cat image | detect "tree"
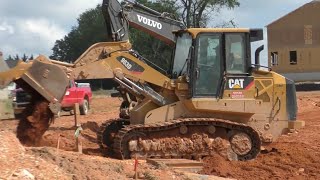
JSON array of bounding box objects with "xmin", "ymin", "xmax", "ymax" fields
[
  {"xmin": 22, "ymin": 54, "xmax": 28, "ymax": 62},
  {"xmin": 6, "ymin": 55, "xmax": 14, "ymax": 61},
  {"xmin": 50, "ymin": 5, "xmax": 107, "ymax": 62},
  {"xmin": 29, "ymin": 54, "xmax": 34, "ymax": 60},
  {"xmin": 129, "ymin": 0, "xmax": 180, "ymax": 72},
  {"xmin": 14, "ymin": 54, "xmax": 20, "ymax": 61},
  {"xmin": 177, "ymin": 0, "xmax": 240, "ymax": 28}
]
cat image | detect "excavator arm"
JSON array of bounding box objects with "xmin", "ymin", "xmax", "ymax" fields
[{"xmin": 102, "ymin": 0, "xmax": 185, "ymax": 44}]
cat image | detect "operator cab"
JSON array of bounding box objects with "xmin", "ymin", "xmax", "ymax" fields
[{"xmin": 171, "ymin": 28, "xmax": 263, "ymax": 97}]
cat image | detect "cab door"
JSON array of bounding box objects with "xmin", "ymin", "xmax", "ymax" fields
[{"xmin": 192, "ymin": 33, "xmax": 223, "ymax": 97}]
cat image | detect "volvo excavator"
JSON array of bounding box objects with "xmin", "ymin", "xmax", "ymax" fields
[{"xmin": 0, "ymin": 0, "xmax": 304, "ymax": 160}]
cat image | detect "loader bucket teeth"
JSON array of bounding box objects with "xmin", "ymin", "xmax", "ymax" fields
[
  {"xmin": 0, "ymin": 61, "xmax": 31, "ymax": 89},
  {"xmin": 0, "ymin": 57, "xmax": 69, "ymax": 104},
  {"xmin": 19, "ymin": 59, "xmax": 69, "ymax": 102}
]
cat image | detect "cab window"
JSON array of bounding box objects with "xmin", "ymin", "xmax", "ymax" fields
[
  {"xmin": 226, "ymin": 34, "xmax": 246, "ymax": 74},
  {"xmin": 194, "ymin": 34, "xmax": 222, "ymax": 96}
]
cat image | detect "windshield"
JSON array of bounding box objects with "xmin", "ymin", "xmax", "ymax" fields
[{"xmin": 172, "ymin": 33, "xmax": 192, "ymax": 77}]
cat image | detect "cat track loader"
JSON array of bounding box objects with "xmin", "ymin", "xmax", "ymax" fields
[{"xmin": 0, "ymin": 0, "xmax": 304, "ymax": 159}]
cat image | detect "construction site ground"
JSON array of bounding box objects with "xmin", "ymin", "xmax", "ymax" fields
[{"xmin": 1, "ymin": 91, "xmax": 320, "ymax": 180}]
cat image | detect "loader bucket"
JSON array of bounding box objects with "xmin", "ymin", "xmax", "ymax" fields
[
  {"xmin": 0, "ymin": 55, "xmax": 69, "ymax": 103},
  {"xmin": 0, "ymin": 55, "xmax": 70, "ymax": 145}
]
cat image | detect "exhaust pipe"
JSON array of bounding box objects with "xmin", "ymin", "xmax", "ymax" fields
[{"xmin": 255, "ymin": 45, "xmax": 264, "ymax": 67}]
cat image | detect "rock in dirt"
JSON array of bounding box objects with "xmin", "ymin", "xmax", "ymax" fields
[
  {"xmin": 298, "ymin": 168, "xmax": 305, "ymax": 173},
  {"xmin": 11, "ymin": 169, "xmax": 35, "ymax": 180}
]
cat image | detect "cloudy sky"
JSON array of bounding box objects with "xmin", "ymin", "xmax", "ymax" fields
[{"xmin": 0, "ymin": 0, "xmax": 312, "ymax": 62}]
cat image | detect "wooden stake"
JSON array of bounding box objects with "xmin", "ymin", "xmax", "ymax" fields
[
  {"xmin": 134, "ymin": 154, "xmax": 138, "ymax": 180},
  {"xmin": 56, "ymin": 134, "xmax": 61, "ymax": 151},
  {"xmin": 74, "ymin": 103, "xmax": 82, "ymax": 153},
  {"xmin": 76, "ymin": 134, "xmax": 82, "ymax": 154},
  {"xmin": 74, "ymin": 103, "xmax": 79, "ymax": 127}
]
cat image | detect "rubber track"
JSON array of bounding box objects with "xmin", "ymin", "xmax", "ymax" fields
[{"xmin": 112, "ymin": 118, "xmax": 261, "ymax": 161}]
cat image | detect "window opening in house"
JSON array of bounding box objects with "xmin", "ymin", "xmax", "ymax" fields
[
  {"xmin": 271, "ymin": 52, "xmax": 278, "ymax": 66},
  {"xmin": 290, "ymin": 51, "xmax": 297, "ymax": 65}
]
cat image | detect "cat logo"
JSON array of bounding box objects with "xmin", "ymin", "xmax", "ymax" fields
[{"xmin": 228, "ymin": 79, "xmax": 244, "ymax": 89}]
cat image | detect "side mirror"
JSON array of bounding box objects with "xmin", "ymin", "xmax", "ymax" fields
[{"xmin": 75, "ymin": 82, "xmax": 78, "ymax": 87}]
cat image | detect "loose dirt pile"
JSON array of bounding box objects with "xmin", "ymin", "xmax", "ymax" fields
[
  {"xmin": 0, "ymin": 130, "xmax": 68, "ymax": 179},
  {"xmin": 16, "ymin": 97, "xmax": 54, "ymax": 146}
]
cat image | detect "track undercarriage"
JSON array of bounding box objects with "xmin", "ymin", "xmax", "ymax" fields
[{"xmin": 97, "ymin": 118, "xmax": 261, "ymax": 161}]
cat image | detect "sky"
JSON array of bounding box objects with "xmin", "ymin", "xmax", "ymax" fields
[{"xmin": 0, "ymin": 0, "xmax": 312, "ymax": 63}]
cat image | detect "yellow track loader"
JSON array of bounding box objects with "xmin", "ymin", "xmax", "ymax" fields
[{"xmin": 0, "ymin": 0, "xmax": 304, "ymax": 160}]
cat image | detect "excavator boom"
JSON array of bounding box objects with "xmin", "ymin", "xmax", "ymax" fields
[{"xmin": 102, "ymin": 0, "xmax": 185, "ymax": 44}]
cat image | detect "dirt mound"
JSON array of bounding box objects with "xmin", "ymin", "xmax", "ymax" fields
[
  {"xmin": 17, "ymin": 98, "xmax": 54, "ymax": 146},
  {"xmin": 1, "ymin": 130, "xmax": 184, "ymax": 180},
  {"xmin": 201, "ymin": 154, "xmax": 236, "ymax": 178},
  {"xmin": 0, "ymin": 130, "xmax": 69, "ymax": 179}
]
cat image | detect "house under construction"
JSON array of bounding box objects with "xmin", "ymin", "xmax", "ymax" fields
[{"xmin": 267, "ymin": 0, "xmax": 320, "ymax": 82}]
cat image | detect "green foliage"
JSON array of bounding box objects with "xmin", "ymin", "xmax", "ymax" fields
[
  {"xmin": 49, "ymin": 0, "xmax": 240, "ymax": 72},
  {"xmin": 14, "ymin": 54, "xmax": 20, "ymax": 61},
  {"xmin": 129, "ymin": 0, "xmax": 180, "ymax": 73},
  {"xmin": 179, "ymin": 0, "xmax": 240, "ymax": 27},
  {"xmin": 5, "ymin": 54, "xmax": 34, "ymax": 62},
  {"xmin": 50, "ymin": 5, "xmax": 107, "ymax": 62},
  {"xmin": 6, "ymin": 55, "xmax": 14, "ymax": 61},
  {"xmin": 130, "ymin": 30, "xmax": 173, "ymax": 73},
  {"xmin": 22, "ymin": 54, "xmax": 28, "ymax": 61},
  {"xmin": 50, "ymin": 1, "xmax": 178, "ymax": 72}
]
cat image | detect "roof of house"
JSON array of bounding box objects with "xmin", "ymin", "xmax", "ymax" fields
[{"xmin": 267, "ymin": 0, "xmax": 320, "ymax": 27}]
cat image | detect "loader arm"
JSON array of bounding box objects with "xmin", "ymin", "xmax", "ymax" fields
[
  {"xmin": 69, "ymin": 40, "xmax": 172, "ymax": 106},
  {"xmin": 0, "ymin": 41, "xmax": 172, "ymax": 112}
]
